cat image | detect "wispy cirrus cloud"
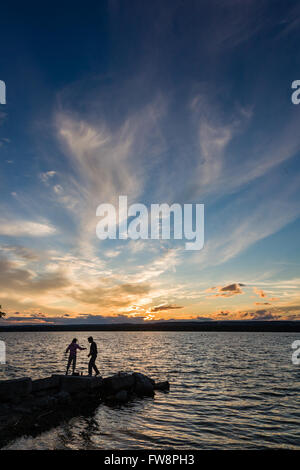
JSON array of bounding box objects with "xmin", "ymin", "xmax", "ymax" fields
[
  {"xmin": 193, "ymin": 168, "xmax": 300, "ymax": 267},
  {"xmin": 0, "ymin": 245, "xmax": 39, "ymax": 261},
  {"xmin": 54, "ymin": 96, "xmax": 166, "ymax": 254},
  {"xmin": 0, "ymin": 220, "xmax": 56, "ymax": 237},
  {"xmin": 186, "ymin": 92, "xmax": 300, "ymax": 204},
  {"xmin": 39, "ymin": 171, "xmax": 56, "ymax": 184}
]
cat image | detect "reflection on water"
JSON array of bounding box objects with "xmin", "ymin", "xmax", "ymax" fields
[{"xmin": 1, "ymin": 331, "xmax": 300, "ymax": 449}]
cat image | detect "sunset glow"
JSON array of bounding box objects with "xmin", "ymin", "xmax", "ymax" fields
[{"xmin": 1, "ymin": 2, "xmax": 300, "ymax": 325}]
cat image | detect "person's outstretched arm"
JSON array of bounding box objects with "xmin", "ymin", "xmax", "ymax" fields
[{"xmin": 65, "ymin": 345, "xmax": 70, "ymax": 354}]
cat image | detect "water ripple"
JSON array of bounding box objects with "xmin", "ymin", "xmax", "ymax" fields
[{"xmin": 1, "ymin": 331, "xmax": 300, "ymax": 449}]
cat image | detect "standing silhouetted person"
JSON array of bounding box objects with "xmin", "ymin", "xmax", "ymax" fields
[
  {"xmin": 65, "ymin": 338, "xmax": 86, "ymax": 375},
  {"xmin": 88, "ymin": 336, "xmax": 100, "ymax": 376}
]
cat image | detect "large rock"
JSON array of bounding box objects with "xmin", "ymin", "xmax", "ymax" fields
[
  {"xmin": 114, "ymin": 390, "xmax": 128, "ymax": 403},
  {"xmin": 102, "ymin": 373, "xmax": 135, "ymax": 393},
  {"xmin": 133, "ymin": 373, "xmax": 155, "ymax": 397},
  {"xmin": 33, "ymin": 395, "xmax": 58, "ymax": 410},
  {"xmin": 0, "ymin": 378, "xmax": 32, "ymax": 402},
  {"xmin": 0, "ymin": 403, "xmax": 10, "ymax": 416},
  {"xmin": 59, "ymin": 376, "xmax": 93, "ymax": 393},
  {"xmin": 90, "ymin": 376, "xmax": 103, "ymax": 390},
  {"xmin": 53, "ymin": 375, "xmax": 102, "ymax": 394},
  {"xmin": 54, "ymin": 391, "xmax": 71, "ymax": 404},
  {"xmin": 154, "ymin": 381, "xmax": 170, "ymax": 391},
  {"xmin": 32, "ymin": 376, "xmax": 60, "ymax": 393}
]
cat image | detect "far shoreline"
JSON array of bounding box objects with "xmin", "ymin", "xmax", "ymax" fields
[{"xmin": 1, "ymin": 320, "xmax": 300, "ymax": 333}]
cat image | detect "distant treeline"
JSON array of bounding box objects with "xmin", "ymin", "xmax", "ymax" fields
[{"xmin": 1, "ymin": 321, "xmax": 300, "ymax": 333}]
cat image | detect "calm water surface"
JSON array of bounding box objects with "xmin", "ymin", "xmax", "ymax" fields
[{"xmin": 1, "ymin": 331, "xmax": 300, "ymax": 450}]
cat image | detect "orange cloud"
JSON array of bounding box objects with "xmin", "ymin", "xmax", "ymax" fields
[
  {"xmin": 253, "ymin": 287, "xmax": 267, "ymax": 298},
  {"xmin": 215, "ymin": 310, "xmax": 231, "ymax": 317},
  {"xmin": 208, "ymin": 283, "xmax": 245, "ymax": 298},
  {"xmin": 241, "ymin": 309, "xmax": 280, "ymax": 321},
  {"xmin": 150, "ymin": 304, "xmax": 183, "ymax": 312}
]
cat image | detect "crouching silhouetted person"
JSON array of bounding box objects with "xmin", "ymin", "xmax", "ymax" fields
[
  {"xmin": 88, "ymin": 336, "xmax": 100, "ymax": 376},
  {"xmin": 65, "ymin": 338, "xmax": 86, "ymax": 375}
]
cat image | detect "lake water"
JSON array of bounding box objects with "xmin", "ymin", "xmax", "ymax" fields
[{"xmin": 1, "ymin": 331, "xmax": 300, "ymax": 450}]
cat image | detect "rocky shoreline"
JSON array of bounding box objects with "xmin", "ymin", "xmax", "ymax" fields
[{"xmin": 0, "ymin": 372, "xmax": 170, "ymax": 448}]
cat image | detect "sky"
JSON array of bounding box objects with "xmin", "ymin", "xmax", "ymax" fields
[{"xmin": 1, "ymin": 0, "xmax": 300, "ymax": 324}]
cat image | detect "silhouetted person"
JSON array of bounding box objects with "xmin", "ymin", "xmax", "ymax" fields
[
  {"xmin": 88, "ymin": 336, "xmax": 100, "ymax": 376},
  {"xmin": 65, "ymin": 338, "xmax": 86, "ymax": 375}
]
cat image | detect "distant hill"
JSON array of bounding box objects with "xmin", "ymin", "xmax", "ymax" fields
[{"xmin": 1, "ymin": 321, "xmax": 300, "ymax": 332}]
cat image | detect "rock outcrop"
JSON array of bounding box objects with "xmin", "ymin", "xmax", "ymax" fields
[{"xmin": 0, "ymin": 372, "xmax": 170, "ymax": 448}]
